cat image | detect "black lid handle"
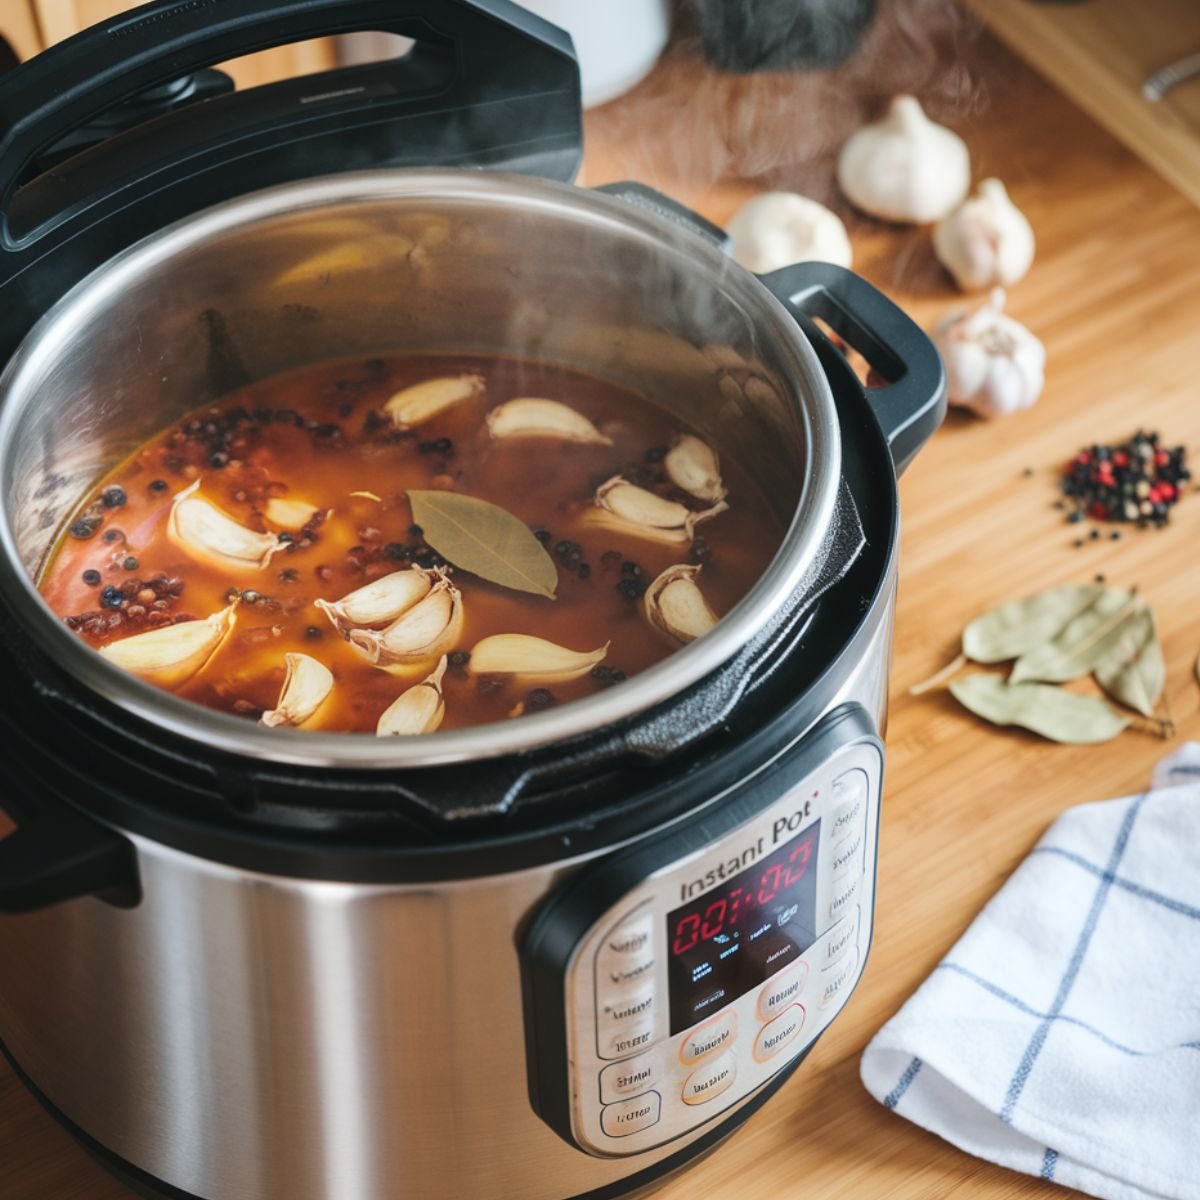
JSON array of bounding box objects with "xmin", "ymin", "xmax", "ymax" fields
[{"xmin": 759, "ymin": 262, "xmax": 947, "ymax": 475}]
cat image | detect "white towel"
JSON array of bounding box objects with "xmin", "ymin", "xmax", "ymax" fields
[{"xmin": 860, "ymin": 745, "xmax": 1200, "ymax": 1200}]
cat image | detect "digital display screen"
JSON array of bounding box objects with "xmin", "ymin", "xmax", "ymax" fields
[{"xmin": 666, "ymin": 822, "xmax": 820, "ymax": 1034}]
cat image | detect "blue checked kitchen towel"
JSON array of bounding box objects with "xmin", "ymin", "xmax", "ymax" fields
[{"xmin": 860, "ymin": 745, "xmax": 1200, "ymax": 1200}]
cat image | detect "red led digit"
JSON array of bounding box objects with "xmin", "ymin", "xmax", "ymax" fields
[
  {"xmin": 783, "ymin": 837, "xmax": 814, "ymax": 886},
  {"xmin": 672, "ymin": 913, "xmax": 701, "ymax": 955},
  {"xmin": 700, "ymin": 897, "xmax": 727, "ymax": 940},
  {"xmin": 757, "ymin": 863, "xmax": 783, "ymax": 904}
]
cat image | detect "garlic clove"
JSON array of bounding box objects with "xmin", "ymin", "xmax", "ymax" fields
[
  {"xmin": 836, "ymin": 95, "xmax": 970, "ymax": 224},
  {"xmin": 263, "ymin": 497, "xmax": 320, "ymax": 529},
  {"xmin": 376, "ymin": 656, "xmax": 448, "ymax": 736},
  {"xmin": 315, "ymin": 568, "xmax": 435, "ymax": 635},
  {"xmin": 469, "ymin": 634, "xmax": 609, "ymax": 682},
  {"xmin": 934, "ymin": 179, "xmax": 1035, "ymax": 291},
  {"xmin": 349, "ymin": 576, "xmax": 463, "ymax": 667},
  {"xmin": 169, "ymin": 481, "xmax": 281, "ymax": 571},
  {"xmin": 99, "ymin": 603, "xmax": 236, "ymax": 687},
  {"xmin": 727, "ymin": 192, "xmax": 853, "ymax": 273},
  {"xmin": 383, "ymin": 374, "xmax": 484, "ymax": 429},
  {"xmin": 589, "ymin": 476, "xmax": 728, "ymax": 544},
  {"xmin": 644, "ymin": 564, "xmax": 719, "ymax": 644},
  {"xmin": 664, "ymin": 435, "xmax": 726, "ymax": 503},
  {"xmin": 260, "ymin": 653, "xmax": 334, "ymax": 728},
  {"xmin": 932, "ymin": 289, "xmax": 1046, "ymax": 418},
  {"xmin": 486, "ymin": 398, "xmax": 613, "ymax": 444}
]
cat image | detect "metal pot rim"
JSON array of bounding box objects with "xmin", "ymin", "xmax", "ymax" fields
[{"xmin": 0, "ymin": 169, "xmax": 842, "ymax": 768}]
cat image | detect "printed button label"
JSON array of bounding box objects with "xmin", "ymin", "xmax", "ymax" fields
[
  {"xmin": 819, "ymin": 949, "xmax": 860, "ymax": 1011},
  {"xmin": 827, "ymin": 875, "xmax": 860, "ymax": 923},
  {"xmin": 679, "ymin": 1008, "xmax": 738, "ymax": 1066},
  {"xmin": 599, "ymin": 1022, "xmax": 656, "ymax": 1061},
  {"xmin": 753, "ymin": 1004, "xmax": 806, "ymax": 1063},
  {"xmin": 599, "ymin": 986, "xmax": 656, "ymax": 1028},
  {"xmin": 757, "ymin": 962, "xmax": 809, "ymax": 1021},
  {"xmin": 597, "ymin": 949, "xmax": 655, "ymax": 989},
  {"xmin": 681, "ymin": 1051, "xmax": 737, "ymax": 1106},
  {"xmin": 818, "ymin": 911, "xmax": 859, "ymax": 969},
  {"xmin": 831, "ymin": 830, "xmax": 864, "ymax": 879},
  {"xmin": 600, "ymin": 1051, "xmax": 660, "ymax": 1104},
  {"xmin": 601, "ymin": 1091, "xmax": 662, "ymax": 1138},
  {"xmin": 606, "ymin": 913, "xmax": 653, "ymax": 957}
]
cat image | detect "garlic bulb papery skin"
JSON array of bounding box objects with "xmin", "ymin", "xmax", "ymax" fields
[
  {"xmin": 727, "ymin": 193, "xmax": 852, "ymax": 273},
  {"xmin": 932, "ymin": 289, "xmax": 1045, "ymax": 418},
  {"xmin": 933, "ymin": 178, "xmax": 1035, "ymax": 291},
  {"xmin": 836, "ymin": 95, "xmax": 970, "ymax": 223}
]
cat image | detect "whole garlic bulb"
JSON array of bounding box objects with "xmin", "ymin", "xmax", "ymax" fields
[
  {"xmin": 932, "ymin": 289, "xmax": 1045, "ymax": 418},
  {"xmin": 727, "ymin": 192, "xmax": 852, "ymax": 273},
  {"xmin": 837, "ymin": 95, "xmax": 970, "ymax": 223},
  {"xmin": 934, "ymin": 179, "xmax": 1035, "ymax": 290}
]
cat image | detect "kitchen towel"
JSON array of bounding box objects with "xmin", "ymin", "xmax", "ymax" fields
[{"xmin": 860, "ymin": 745, "xmax": 1200, "ymax": 1200}]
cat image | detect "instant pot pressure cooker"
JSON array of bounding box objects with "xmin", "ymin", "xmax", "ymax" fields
[{"xmin": 0, "ymin": 3, "xmax": 945, "ymax": 1198}]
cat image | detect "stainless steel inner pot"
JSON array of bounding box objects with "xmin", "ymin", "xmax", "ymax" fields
[{"xmin": 0, "ymin": 170, "xmax": 841, "ymax": 767}]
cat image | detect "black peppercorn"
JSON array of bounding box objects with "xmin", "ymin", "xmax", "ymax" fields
[
  {"xmin": 123, "ymin": 556, "xmax": 139, "ymax": 571},
  {"xmin": 149, "ymin": 479, "xmax": 169, "ymax": 492},
  {"xmin": 100, "ymin": 485, "xmax": 127, "ymax": 509},
  {"xmin": 82, "ymin": 569, "xmax": 101, "ymax": 586},
  {"xmin": 305, "ymin": 625, "xmax": 323, "ymax": 640},
  {"xmin": 69, "ymin": 516, "xmax": 101, "ymax": 540}
]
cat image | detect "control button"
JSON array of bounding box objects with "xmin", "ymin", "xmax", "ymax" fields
[
  {"xmin": 604, "ymin": 912, "xmax": 654, "ymax": 958},
  {"xmin": 678, "ymin": 1008, "xmax": 737, "ymax": 1066},
  {"xmin": 757, "ymin": 962, "xmax": 808, "ymax": 1021},
  {"xmin": 816, "ymin": 910, "xmax": 859, "ymax": 970},
  {"xmin": 827, "ymin": 874, "xmax": 860, "ymax": 923},
  {"xmin": 753, "ymin": 1004, "xmax": 806, "ymax": 1063},
  {"xmin": 597, "ymin": 946, "xmax": 655, "ymax": 990},
  {"xmin": 601, "ymin": 1091, "xmax": 662, "ymax": 1137},
  {"xmin": 599, "ymin": 1021, "xmax": 656, "ymax": 1061},
  {"xmin": 819, "ymin": 948, "xmax": 860, "ymax": 1011},
  {"xmin": 681, "ymin": 1051, "xmax": 737, "ymax": 1106},
  {"xmin": 599, "ymin": 985, "xmax": 655, "ymax": 1029},
  {"xmin": 600, "ymin": 1051, "xmax": 660, "ymax": 1104},
  {"xmin": 830, "ymin": 773, "xmax": 868, "ymax": 840},
  {"xmin": 831, "ymin": 827, "xmax": 865, "ymax": 880}
]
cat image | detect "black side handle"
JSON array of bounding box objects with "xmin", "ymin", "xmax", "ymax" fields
[
  {"xmin": 760, "ymin": 262, "xmax": 946, "ymax": 474},
  {"xmin": 0, "ymin": 0, "xmax": 582, "ymax": 360},
  {"xmin": 0, "ymin": 718, "xmax": 140, "ymax": 913}
]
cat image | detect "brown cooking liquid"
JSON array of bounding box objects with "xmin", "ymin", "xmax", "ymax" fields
[{"xmin": 40, "ymin": 355, "xmax": 785, "ymax": 733}]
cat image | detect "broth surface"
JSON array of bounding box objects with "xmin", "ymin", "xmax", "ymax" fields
[{"xmin": 39, "ymin": 355, "xmax": 785, "ymax": 733}]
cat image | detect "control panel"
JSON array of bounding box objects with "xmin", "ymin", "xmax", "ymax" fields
[{"xmin": 522, "ymin": 707, "xmax": 882, "ymax": 1158}]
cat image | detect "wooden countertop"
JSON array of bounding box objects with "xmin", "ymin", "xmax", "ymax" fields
[{"xmin": 3, "ymin": 31, "xmax": 1199, "ymax": 1200}]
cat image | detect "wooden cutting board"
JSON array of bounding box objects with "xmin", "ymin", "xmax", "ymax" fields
[{"xmin": 2, "ymin": 31, "xmax": 1199, "ymax": 1200}]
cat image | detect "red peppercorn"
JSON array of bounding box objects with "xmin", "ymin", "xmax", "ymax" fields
[
  {"xmin": 1113, "ymin": 451, "xmax": 1130, "ymax": 467},
  {"xmin": 1089, "ymin": 501, "xmax": 1109, "ymax": 520},
  {"xmin": 1155, "ymin": 450, "xmax": 1169, "ymax": 467}
]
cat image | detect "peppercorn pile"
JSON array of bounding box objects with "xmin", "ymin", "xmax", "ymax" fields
[{"xmin": 1060, "ymin": 431, "xmax": 1189, "ymax": 529}]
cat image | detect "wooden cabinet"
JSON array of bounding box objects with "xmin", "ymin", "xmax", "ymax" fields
[{"xmin": 0, "ymin": 0, "xmax": 339, "ymax": 85}]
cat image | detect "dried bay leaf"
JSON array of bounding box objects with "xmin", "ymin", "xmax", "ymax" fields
[
  {"xmin": 1009, "ymin": 587, "xmax": 1140, "ymax": 685},
  {"xmin": 407, "ymin": 490, "xmax": 557, "ymax": 600},
  {"xmin": 962, "ymin": 584, "xmax": 1106, "ymax": 663},
  {"xmin": 949, "ymin": 674, "xmax": 1130, "ymax": 745},
  {"xmin": 1094, "ymin": 608, "xmax": 1165, "ymax": 717}
]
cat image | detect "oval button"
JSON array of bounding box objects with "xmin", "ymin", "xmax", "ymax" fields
[
  {"xmin": 605, "ymin": 912, "xmax": 653, "ymax": 957},
  {"xmin": 753, "ymin": 1003, "xmax": 806, "ymax": 1063},
  {"xmin": 831, "ymin": 828, "xmax": 865, "ymax": 879},
  {"xmin": 678, "ymin": 1008, "xmax": 737, "ymax": 1066},
  {"xmin": 599, "ymin": 985, "xmax": 655, "ymax": 1029},
  {"xmin": 599, "ymin": 1021, "xmax": 656, "ymax": 1061},
  {"xmin": 819, "ymin": 948, "xmax": 860, "ymax": 1011},
  {"xmin": 817, "ymin": 910, "xmax": 859, "ymax": 970},
  {"xmin": 601, "ymin": 1091, "xmax": 661, "ymax": 1138},
  {"xmin": 600, "ymin": 1051, "xmax": 660, "ymax": 1104},
  {"xmin": 681, "ymin": 1051, "xmax": 737, "ymax": 1106},
  {"xmin": 757, "ymin": 962, "xmax": 808, "ymax": 1021}
]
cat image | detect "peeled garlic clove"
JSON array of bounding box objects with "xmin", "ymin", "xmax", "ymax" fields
[
  {"xmin": 384, "ymin": 374, "xmax": 484, "ymax": 429},
  {"xmin": 99, "ymin": 604, "xmax": 236, "ymax": 687},
  {"xmin": 933, "ymin": 178, "xmax": 1035, "ymax": 291},
  {"xmin": 664, "ymin": 435, "xmax": 726, "ymax": 503},
  {"xmin": 644, "ymin": 564, "xmax": 719, "ymax": 644},
  {"xmin": 263, "ymin": 497, "xmax": 320, "ymax": 529},
  {"xmin": 837, "ymin": 95, "xmax": 970, "ymax": 223},
  {"xmin": 469, "ymin": 634, "xmax": 609, "ymax": 682},
  {"xmin": 350, "ymin": 577, "xmax": 463, "ymax": 667},
  {"xmin": 261, "ymin": 653, "xmax": 334, "ymax": 728},
  {"xmin": 727, "ymin": 192, "xmax": 852, "ymax": 273},
  {"xmin": 486, "ymin": 398, "xmax": 613, "ymax": 445},
  {"xmin": 932, "ymin": 289, "xmax": 1045, "ymax": 418},
  {"xmin": 169, "ymin": 481, "xmax": 281, "ymax": 571},
  {"xmin": 377, "ymin": 657, "xmax": 447, "ymax": 736},
  {"xmin": 316, "ymin": 568, "xmax": 434, "ymax": 635},
  {"xmin": 590, "ymin": 476, "xmax": 728, "ymax": 544}
]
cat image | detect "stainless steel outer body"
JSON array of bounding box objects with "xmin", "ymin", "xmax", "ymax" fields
[
  {"xmin": 0, "ymin": 169, "xmax": 841, "ymax": 770},
  {"xmin": 0, "ymin": 582, "xmax": 894, "ymax": 1200}
]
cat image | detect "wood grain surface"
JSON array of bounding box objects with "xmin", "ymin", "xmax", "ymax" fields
[{"xmin": 3, "ymin": 31, "xmax": 1199, "ymax": 1200}]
